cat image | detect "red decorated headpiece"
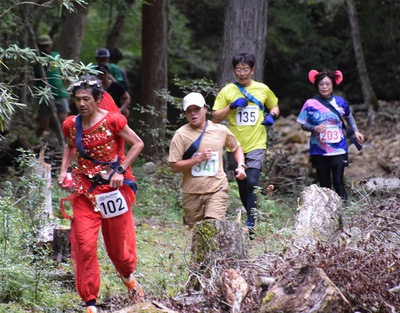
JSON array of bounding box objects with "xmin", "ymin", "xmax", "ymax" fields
[{"xmin": 308, "ymin": 69, "xmax": 343, "ymax": 85}]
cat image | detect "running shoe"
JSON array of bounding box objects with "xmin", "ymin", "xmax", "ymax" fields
[
  {"xmin": 85, "ymin": 305, "xmax": 97, "ymax": 313},
  {"xmin": 119, "ymin": 273, "xmax": 144, "ymax": 303}
]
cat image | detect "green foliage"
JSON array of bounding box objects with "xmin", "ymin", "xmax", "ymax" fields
[
  {"xmin": 0, "ymin": 152, "xmax": 76, "ymax": 311},
  {"xmin": 0, "ymin": 45, "xmax": 97, "ymax": 134},
  {"xmin": 134, "ymin": 76, "xmax": 220, "ymax": 160},
  {"xmin": 134, "ymin": 167, "xmax": 183, "ymax": 223}
]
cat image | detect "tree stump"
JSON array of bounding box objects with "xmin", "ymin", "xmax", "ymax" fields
[
  {"xmin": 189, "ymin": 220, "xmax": 248, "ymax": 289},
  {"xmin": 52, "ymin": 226, "xmax": 70, "ymax": 264},
  {"xmin": 292, "ymin": 184, "xmax": 342, "ymax": 251},
  {"xmin": 29, "ymin": 147, "xmax": 55, "ymax": 244}
]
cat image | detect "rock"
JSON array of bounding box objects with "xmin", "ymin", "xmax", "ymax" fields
[
  {"xmin": 114, "ymin": 302, "xmax": 177, "ymax": 312},
  {"xmin": 142, "ymin": 161, "xmax": 157, "ymax": 174}
]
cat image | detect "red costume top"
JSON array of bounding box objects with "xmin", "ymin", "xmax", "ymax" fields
[{"xmin": 61, "ymin": 110, "xmax": 136, "ymax": 218}]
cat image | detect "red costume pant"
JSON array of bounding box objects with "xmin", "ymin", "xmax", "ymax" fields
[{"xmin": 69, "ymin": 185, "xmax": 137, "ymax": 303}]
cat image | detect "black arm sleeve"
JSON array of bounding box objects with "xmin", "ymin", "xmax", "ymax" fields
[
  {"xmin": 301, "ymin": 122, "xmax": 315, "ymax": 132},
  {"xmin": 344, "ymin": 113, "xmax": 359, "ymax": 133}
]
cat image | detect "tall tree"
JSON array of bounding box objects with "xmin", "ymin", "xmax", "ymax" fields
[
  {"xmin": 106, "ymin": 0, "xmax": 136, "ymax": 49},
  {"xmin": 57, "ymin": 4, "xmax": 90, "ymax": 60},
  {"xmin": 139, "ymin": 0, "xmax": 168, "ymax": 159},
  {"xmin": 345, "ymin": 0, "xmax": 377, "ymax": 118},
  {"xmin": 217, "ymin": 0, "xmax": 269, "ymax": 86}
]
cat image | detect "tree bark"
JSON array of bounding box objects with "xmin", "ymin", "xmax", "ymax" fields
[
  {"xmin": 258, "ymin": 266, "xmax": 352, "ymax": 313},
  {"xmin": 106, "ymin": 0, "xmax": 136, "ymax": 49},
  {"xmin": 217, "ymin": 0, "xmax": 269, "ymax": 87},
  {"xmin": 189, "ymin": 220, "xmax": 249, "ymax": 290},
  {"xmin": 140, "ymin": 0, "xmax": 168, "ymax": 159},
  {"xmin": 345, "ymin": 0, "xmax": 378, "ymax": 119},
  {"xmin": 57, "ymin": 4, "xmax": 89, "ymax": 61}
]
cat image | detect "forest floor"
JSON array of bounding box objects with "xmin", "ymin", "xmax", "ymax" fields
[
  {"xmin": 0, "ymin": 100, "xmax": 399, "ymax": 312},
  {"xmin": 102, "ymin": 100, "xmax": 400, "ymax": 313}
]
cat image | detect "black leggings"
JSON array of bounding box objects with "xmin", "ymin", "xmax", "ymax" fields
[
  {"xmin": 236, "ymin": 168, "xmax": 260, "ymax": 226},
  {"xmin": 316, "ymin": 164, "xmax": 347, "ymax": 200}
]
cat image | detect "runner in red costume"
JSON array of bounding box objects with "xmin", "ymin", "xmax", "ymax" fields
[{"xmin": 57, "ymin": 76, "xmax": 144, "ymax": 313}]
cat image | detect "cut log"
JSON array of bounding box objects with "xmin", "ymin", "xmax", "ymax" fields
[
  {"xmin": 219, "ymin": 268, "xmax": 250, "ymax": 313},
  {"xmin": 258, "ymin": 265, "xmax": 352, "ymax": 313}
]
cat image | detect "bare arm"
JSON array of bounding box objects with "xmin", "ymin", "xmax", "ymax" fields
[
  {"xmin": 212, "ymin": 106, "xmax": 231, "ymax": 123},
  {"xmin": 57, "ymin": 140, "xmax": 77, "ymax": 187},
  {"xmin": 107, "ymin": 125, "xmax": 144, "ymax": 189},
  {"xmin": 232, "ymin": 146, "xmax": 246, "ymax": 180},
  {"xmin": 270, "ymin": 105, "xmax": 280, "ymax": 118},
  {"xmin": 117, "ymin": 125, "xmax": 144, "ymax": 168},
  {"xmin": 119, "ymin": 91, "xmax": 131, "ymax": 114}
]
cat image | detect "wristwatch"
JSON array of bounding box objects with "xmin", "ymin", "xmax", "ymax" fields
[
  {"xmin": 116, "ymin": 165, "xmax": 126, "ymax": 174},
  {"xmin": 238, "ymin": 163, "xmax": 248, "ymax": 169}
]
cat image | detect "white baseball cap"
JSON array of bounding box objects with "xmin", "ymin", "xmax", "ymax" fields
[{"xmin": 182, "ymin": 92, "xmax": 208, "ymax": 111}]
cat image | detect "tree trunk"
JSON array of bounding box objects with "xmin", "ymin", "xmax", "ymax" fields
[
  {"xmin": 139, "ymin": 0, "xmax": 168, "ymax": 159},
  {"xmin": 106, "ymin": 0, "xmax": 136, "ymax": 49},
  {"xmin": 106, "ymin": 13, "xmax": 126, "ymax": 50},
  {"xmin": 217, "ymin": 0, "xmax": 269, "ymax": 87},
  {"xmin": 57, "ymin": 5, "xmax": 89, "ymax": 61},
  {"xmin": 345, "ymin": 0, "xmax": 378, "ymax": 120}
]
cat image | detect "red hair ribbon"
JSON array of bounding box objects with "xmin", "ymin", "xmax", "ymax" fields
[{"xmin": 308, "ymin": 69, "xmax": 343, "ymax": 85}]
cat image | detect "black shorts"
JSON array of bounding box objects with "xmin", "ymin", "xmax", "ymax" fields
[{"xmin": 310, "ymin": 153, "xmax": 348, "ymax": 170}]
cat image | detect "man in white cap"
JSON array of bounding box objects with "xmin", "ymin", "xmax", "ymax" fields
[{"xmin": 169, "ymin": 92, "xmax": 247, "ymax": 228}]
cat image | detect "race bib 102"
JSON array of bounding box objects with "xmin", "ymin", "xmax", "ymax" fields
[
  {"xmin": 236, "ymin": 106, "xmax": 258, "ymax": 126},
  {"xmin": 191, "ymin": 151, "xmax": 219, "ymax": 176},
  {"xmin": 96, "ymin": 189, "xmax": 128, "ymax": 219}
]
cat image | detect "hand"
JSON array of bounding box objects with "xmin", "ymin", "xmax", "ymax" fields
[
  {"xmin": 58, "ymin": 172, "xmax": 74, "ymax": 189},
  {"xmin": 110, "ymin": 172, "xmax": 124, "ymax": 189},
  {"xmin": 355, "ymin": 132, "xmax": 364, "ymax": 143},
  {"xmin": 229, "ymin": 98, "xmax": 248, "ymax": 110},
  {"xmin": 314, "ymin": 124, "xmax": 327, "ymax": 133},
  {"xmin": 197, "ymin": 148, "xmax": 212, "ymax": 162},
  {"xmin": 235, "ymin": 166, "xmax": 247, "ymax": 180},
  {"xmin": 261, "ymin": 114, "xmax": 275, "ymax": 126}
]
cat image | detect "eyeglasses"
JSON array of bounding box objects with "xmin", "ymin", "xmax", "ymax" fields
[
  {"xmin": 318, "ymin": 82, "xmax": 332, "ymax": 87},
  {"xmin": 234, "ymin": 67, "xmax": 251, "ymax": 74}
]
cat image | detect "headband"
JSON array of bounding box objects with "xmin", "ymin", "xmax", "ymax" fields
[{"xmin": 308, "ymin": 70, "xmax": 343, "ymax": 85}]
